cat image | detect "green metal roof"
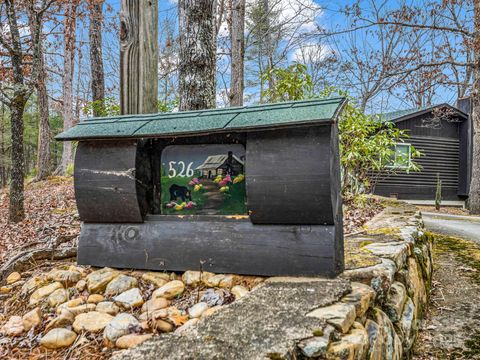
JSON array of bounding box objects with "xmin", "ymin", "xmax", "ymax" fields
[
  {"xmin": 56, "ymin": 97, "xmax": 346, "ymax": 141},
  {"xmin": 380, "ymin": 103, "xmax": 467, "ymax": 123}
]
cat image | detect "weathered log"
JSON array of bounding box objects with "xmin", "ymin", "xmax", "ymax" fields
[
  {"xmin": 120, "ymin": 0, "xmax": 158, "ymax": 115},
  {"xmin": 0, "ymin": 247, "xmax": 77, "ymax": 281}
]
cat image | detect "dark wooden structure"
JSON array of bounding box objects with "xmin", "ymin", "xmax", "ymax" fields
[
  {"xmin": 56, "ymin": 98, "xmax": 346, "ymax": 277},
  {"xmin": 374, "ymin": 103, "xmax": 471, "ymax": 201}
]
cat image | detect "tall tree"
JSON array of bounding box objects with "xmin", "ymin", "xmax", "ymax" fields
[
  {"xmin": 229, "ymin": 0, "xmax": 245, "ymax": 106},
  {"xmin": 57, "ymin": 0, "xmax": 79, "ymax": 174},
  {"xmin": 0, "ymin": 0, "xmax": 54, "ymax": 221},
  {"xmin": 88, "ymin": 0, "xmax": 105, "ymax": 116},
  {"xmin": 31, "ymin": 20, "xmax": 51, "ymax": 181},
  {"xmin": 470, "ymin": 0, "xmax": 480, "ymax": 213},
  {"xmin": 178, "ymin": 0, "xmax": 217, "ymax": 111}
]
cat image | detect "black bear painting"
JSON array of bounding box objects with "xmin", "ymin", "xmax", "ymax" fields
[{"xmin": 161, "ymin": 144, "xmax": 246, "ymax": 215}]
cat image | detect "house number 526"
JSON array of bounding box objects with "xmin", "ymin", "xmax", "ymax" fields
[{"xmin": 168, "ymin": 161, "xmax": 194, "ymax": 178}]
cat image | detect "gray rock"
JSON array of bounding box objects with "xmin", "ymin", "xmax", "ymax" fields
[
  {"xmin": 104, "ymin": 313, "xmax": 139, "ymax": 344},
  {"xmin": 297, "ymin": 325, "xmax": 334, "ymax": 358},
  {"xmin": 188, "ymin": 302, "xmax": 208, "ymax": 318},
  {"xmin": 343, "ymin": 258, "xmax": 397, "ymax": 304},
  {"xmin": 399, "ymin": 297, "xmax": 416, "ymax": 351},
  {"xmin": 86, "ymin": 268, "xmax": 119, "ymax": 294},
  {"xmin": 326, "ymin": 322, "xmax": 369, "ymax": 359},
  {"xmin": 364, "ymin": 242, "xmax": 411, "ymax": 269},
  {"xmin": 96, "ymin": 301, "xmax": 121, "ymax": 315},
  {"xmin": 114, "ymin": 288, "xmax": 144, "ymax": 309},
  {"xmin": 341, "ymin": 282, "xmax": 376, "ymax": 317},
  {"xmin": 365, "ymin": 319, "xmax": 384, "ymax": 360},
  {"xmin": 40, "ymin": 328, "xmax": 77, "ymax": 349},
  {"xmin": 307, "ymin": 302, "xmax": 356, "ymax": 334},
  {"xmin": 48, "ymin": 288, "xmax": 69, "ymax": 307},
  {"xmin": 384, "ymin": 282, "xmax": 407, "ymax": 323},
  {"xmin": 105, "ymin": 275, "xmax": 138, "ymax": 296}
]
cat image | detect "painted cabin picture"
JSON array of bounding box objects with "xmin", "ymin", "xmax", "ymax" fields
[{"xmin": 161, "ymin": 144, "xmax": 246, "ymax": 215}]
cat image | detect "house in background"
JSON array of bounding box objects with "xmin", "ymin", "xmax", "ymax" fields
[
  {"xmin": 373, "ymin": 99, "xmax": 472, "ymax": 206},
  {"xmin": 196, "ymin": 151, "xmax": 245, "ymax": 179}
]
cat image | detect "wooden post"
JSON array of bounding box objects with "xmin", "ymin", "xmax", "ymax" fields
[{"xmin": 120, "ymin": 0, "xmax": 158, "ymax": 115}]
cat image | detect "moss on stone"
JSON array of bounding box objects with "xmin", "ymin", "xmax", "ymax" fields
[
  {"xmin": 266, "ymin": 352, "xmax": 285, "ymax": 360},
  {"xmin": 463, "ymin": 330, "xmax": 480, "ymax": 358},
  {"xmin": 312, "ymin": 328, "xmax": 324, "ymax": 337},
  {"xmin": 359, "ymin": 240, "xmax": 373, "ymax": 248},
  {"xmin": 366, "ymin": 227, "xmax": 401, "ymax": 236}
]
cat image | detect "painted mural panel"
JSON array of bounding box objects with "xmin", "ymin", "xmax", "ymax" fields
[{"xmin": 161, "ymin": 144, "xmax": 246, "ymax": 215}]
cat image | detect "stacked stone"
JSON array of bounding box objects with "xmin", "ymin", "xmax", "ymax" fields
[
  {"xmin": 298, "ymin": 204, "xmax": 433, "ymax": 359},
  {"xmin": 0, "ymin": 267, "xmax": 256, "ymax": 351}
]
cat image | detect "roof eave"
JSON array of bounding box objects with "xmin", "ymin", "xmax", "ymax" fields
[
  {"xmin": 55, "ymin": 117, "xmax": 338, "ymax": 142},
  {"xmin": 389, "ymin": 103, "xmax": 469, "ymax": 124}
]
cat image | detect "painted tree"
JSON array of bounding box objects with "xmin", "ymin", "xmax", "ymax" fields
[
  {"xmin": 0, "ymin": 0, "xmax": 55, "ymax": 221},
  {"xmin": 88, "ymin": 0, "xmax": 105, "ymax": 116},
  {"xmin": 178, "ymin": 0, "xmax": 217, "ymax": 111}
]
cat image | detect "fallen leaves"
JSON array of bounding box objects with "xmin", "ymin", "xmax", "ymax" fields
[{"xmin": 0, "ymin": 176, "xmax": 80, "ymax": 266}]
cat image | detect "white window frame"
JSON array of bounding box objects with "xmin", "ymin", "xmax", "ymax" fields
[{"xmin": 386, "ymin": 143, "xmax": 412, "ymax": 170}]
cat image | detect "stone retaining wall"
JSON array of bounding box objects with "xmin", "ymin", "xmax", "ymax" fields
[
  {"xmin": 113, "ymin": 202, "xmax": 433, "ymax": 360},
  {"xmin": 305, "ymin": 203, "xmax": 433, "ymax": 359}
]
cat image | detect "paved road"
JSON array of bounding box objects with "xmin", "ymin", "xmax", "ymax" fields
[{"xmin": 422, "ymin": 211, "xmax": 480, "ymax": 243}]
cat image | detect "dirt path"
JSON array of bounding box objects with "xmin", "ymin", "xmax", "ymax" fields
[
  {"xmin": 197, "ymin": 180, "xmax": 224, "ymax": 215},
  {"xmin": 412, "ymin": 234, "xmax": 480, "ymax": 359}
]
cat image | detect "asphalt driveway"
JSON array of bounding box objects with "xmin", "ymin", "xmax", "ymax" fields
[{"xmin": 422, "ymin": 211, "xmax": 480, "ymax": 243}]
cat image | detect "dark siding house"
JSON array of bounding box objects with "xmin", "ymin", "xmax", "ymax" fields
[{"xmin": 373, "ymin": 102, "xmax": 471, "ymax": 203}]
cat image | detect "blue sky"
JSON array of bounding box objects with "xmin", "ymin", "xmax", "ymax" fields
[{"xmin": 72, "ymin": 0, "xmax": 471, "ymax": 114}]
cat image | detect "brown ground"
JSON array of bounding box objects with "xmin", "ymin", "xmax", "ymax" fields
[
  {"xmin": 413, "ymin": 234, "xmax": 480, "ymax": 359},
  {"xmin": 0, "ymin": 177, "xmax": 79, "ymax": 265}
]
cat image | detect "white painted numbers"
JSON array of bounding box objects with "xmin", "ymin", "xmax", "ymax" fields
[{"xmin": 168, "ymin": 161, "xmax": 194, "ymax": 178}]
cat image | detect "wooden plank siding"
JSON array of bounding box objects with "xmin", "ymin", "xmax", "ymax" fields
[
  {"xmin": 378, "ymin": 136, "xmax": 459, "ymax": 187},
  {"xmin": 374, "ymin": 105, "xmax": 471, "ymax": 201}
]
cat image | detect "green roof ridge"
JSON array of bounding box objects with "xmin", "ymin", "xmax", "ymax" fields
[{"xmin": 56, "ymin": 97, "xmax": 346, "ymax": 141}]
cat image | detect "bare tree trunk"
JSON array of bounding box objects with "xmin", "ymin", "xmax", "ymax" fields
[
  {"xmin": 470, "ymin": 0, "xmax": 480, "ymax": 213},
  {"xmin": 263, "ymin": 0, "xmax": 274, "ymax": 93},
  {"xmin": 34, "ymin": 41, "xmax": 51, "ymax": 181},
  {"xmin": 57, "ymin": 1, "xmax": 78, "ymax": 175},
  {"xmin": 229, "ymin": 0, "xmax": 245, "ymax": 107},
  {"xmin": 89, "ymin": 0, "xmax": 105, "ymax": 116},
  {"xmin": 178, "ymin": 0, "xmax": 217, "ymax": 111},
  {"xmin": 9, "ymin": 101, "xmax": 26, "ymax": 222},
  {"xmin": 4, "ymin": 0, "xmax": 28, "ymax": 222}
]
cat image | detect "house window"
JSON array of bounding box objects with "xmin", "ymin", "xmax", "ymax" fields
[{"xmin": 387, "ymin": 143, "xmax": 411, "ymax": 169}]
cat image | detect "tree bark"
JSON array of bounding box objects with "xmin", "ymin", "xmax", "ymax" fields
[
  {"xmin": 178, "ymin": 0, "xmax": 217, "ymax": 111},
  {"xmin": 229, "ymin": 0, "xmax": 245, "ymax": 107},
  {"xmin": 57, "ymin": 1, "xmax": 78, "ymax": 175},
  {"xmin": 469, "ymin": 0, "xmax": 480, "ymax": 213},
  {"xmin": 89, "ymin": 0, "xmax": 105, "ymax": 116},
  {"xmin": 120, "ymin": 0, "xmax": 158, "ymax": 115},
  {"xmin": 263, "ymin": 0, "xmax": 274, "ymax": 93},
  {"xmin": 4, "ymin": 0, "xmax": 27, "ymax": 222},
  {"xmin": 9, "ymin": 101, "xmax": 26, "ymax": 222},
  {"xmin": 34, "ymin": 40, "xmax": 51, "ymax": 181}
]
